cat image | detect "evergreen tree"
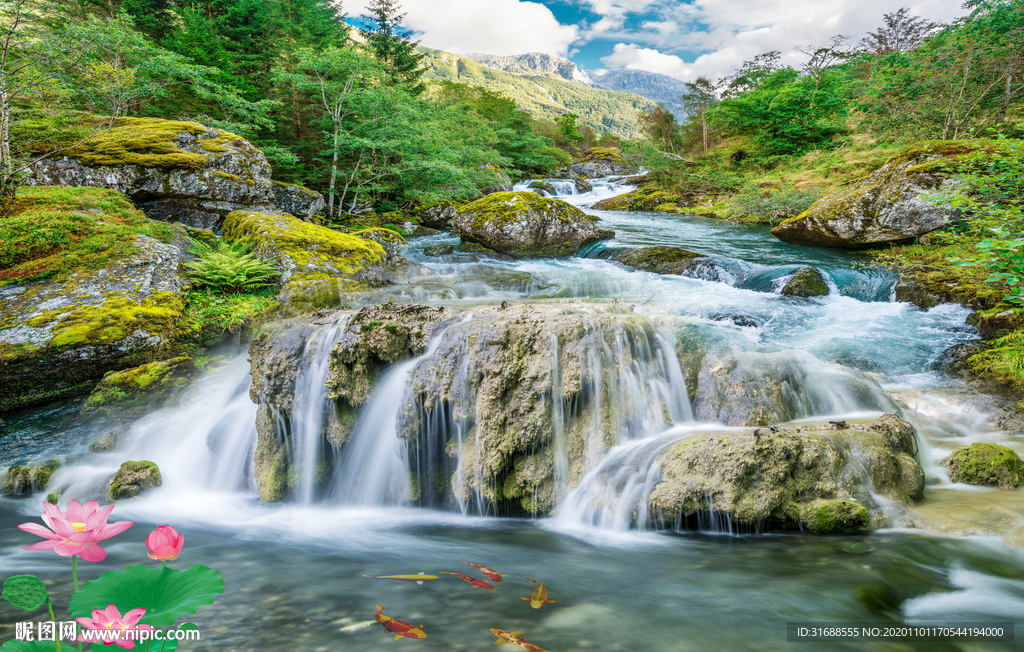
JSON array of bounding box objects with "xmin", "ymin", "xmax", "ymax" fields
[{"xmin": 360, "ymin": 0, "xmax": 425, "ymax": 93}]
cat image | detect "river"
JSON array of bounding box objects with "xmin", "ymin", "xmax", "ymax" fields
[{"xmin": 1, "ymin": 178, "xmax": 1022, "ymax": 651}]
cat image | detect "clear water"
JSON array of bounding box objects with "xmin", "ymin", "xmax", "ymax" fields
[{"xmin": 2, "ymin": 182, "xmax": 1023, "ymax": 651}]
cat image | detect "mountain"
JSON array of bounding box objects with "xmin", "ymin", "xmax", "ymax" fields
[
  {"xmin": 418, "ymin": 47, "xmax": 656, "ymax": 139},
  {"xmin": 588, "ymin": 69, "xmax": 690, "ymax": 116},
  {"xmin": 464, "ymin": 52, "xmax": 594, "ymax": 86}
]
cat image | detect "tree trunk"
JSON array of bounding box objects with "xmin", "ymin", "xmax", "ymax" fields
[
  {"xmin": 1000, "ymin": 73, "xmax": 1012, "ymax": 124},
  {"xmin": 328, "ymin": 125, "xmax": 340, "ymax": 217},
  {"xmin": 1, "ymin": 77, "xmax": 11, "ymax": 183}
]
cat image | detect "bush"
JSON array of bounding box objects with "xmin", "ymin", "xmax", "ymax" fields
[
  {"xmin": 731, "ymin": 186, "xmax": 822, "ymax": 224},
  {"xmin": 184, "ymin": 241, "xmax": 279, "ymax": 294}
]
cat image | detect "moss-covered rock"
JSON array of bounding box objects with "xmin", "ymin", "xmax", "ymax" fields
[
  {"xmin": 649, "ymin": 416, "xmax": 925, "ymax": 530},
  {"xmin": 271, "ymin": 180, "xmax": 326, "ymax": 220},
  {"xmin": 800, "ymin": 498, "xmax": 869, "ymax": 534},
  {"xmin": 780, "ymin": 267, "xmax": 830, "ymax": 297},
  {"xmin": 25, "ymin": 117, "xmax": 322, "ymax": 230},
  {"xmin": 615, "ymin": 246, "xmax": 708, "ymax": 275},
  {"xmin": 452, "ymin": 191, "xmax": 613, "ymax": 259},
  {"xmin": 941, "ymin": 442, "xmax": 1024, "ymax": 489},
  {"xmin": 592, "ymin": 188, "xmax": 685, "ymax": 212},
  {"xmin": 0, "ymin": 187, "xmax": 195, "ymax": 413},
  {"xmin": 527, "ymin": 180, "xmax": 557, "ymax": 195},
  {"xmin": 412, "ymin": 200, "xmax": 464, "ymax": 229},
  {"xmin": 82, "ymin": 356, "xmax": 195, "ymax": 414},
  {"xmin": 771, "ymin": 143, "xmax": 968, "ymax": 248},
  {"xmin": 423, "ymin": 245, "xmax": 455, "ymax": 257},
  {"xmin": 222, "ymin": 210, "xmax": 387, "ymax": 310},
  {"xmin": 3, "ymin": 459, "xmax": 60, "ymax": 495},
  {"xmin": 351, "ymin": 227, "xmax": 407, "ymax": 260},
  {"xmin": 481, "ymin": 165, "xmax": 513, "ymax": 195},
  {"xmin": 107, "ymin": 460, "xmax": 162, "ymax": 500}
]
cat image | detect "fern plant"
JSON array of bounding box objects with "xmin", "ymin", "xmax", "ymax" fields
[{"xmin": 184, "ymin": 241, "xmax": 280, "ymax": 294}]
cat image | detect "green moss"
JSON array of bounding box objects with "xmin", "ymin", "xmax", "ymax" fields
[
  {"xmin": 800, "ymin": 499, "xmax": 868, "ymax": 534},
  {"xmin": 82, "ymin": 357, "xmax": 195, "ymax": 413},
  {"xmin": 941, "ymin": 442, "xmax": 1024, "ymax": 489},
  {"xmin": 212, "ymin": 171, "xmax": 240, "ymax": 182},
  {"xmin": 29, "ymin": 291, "xmax": 186, "ymax": 351},
  {"xmin": 582, "ymin": 146, "xmax": 623, "ymax": 162},
  {"xmin": 108, "ymin": 459, "xmax": 162, "ymax": 501},
  {"xmin": 780, "ymin": 267, "xmax": 830, "ymax": 297},
  {"xmin": 3, "ymin": 460, "xmax": 59, "ymax": 495},
  {"xmin": 61, "ymin": 117, "xmax": 244, "ymax": 171},
  {"xmin": 0, "ymin": 186, "xmax": 175, "ymax": 286},
  {"xmin": 617, "ymin": 246, "xmax": 703, "ymax": 275}
]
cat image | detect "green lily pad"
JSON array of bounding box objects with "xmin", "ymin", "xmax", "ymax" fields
[
  {"xmin": 0, "ymin": 641, "xmax": 61, "ymax": 652},
  {"xmin": 69, "ymin": 564, "xmax": 223, "ymax": 627},
  {"xmin": 2, "ymin": 575, "xmax": 48, "ymax": 611}
]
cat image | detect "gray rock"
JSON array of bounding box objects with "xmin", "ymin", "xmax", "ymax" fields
[
  {"xmin": 423, "ymin": 245, "xmax": 455, "ymax": 257},
  {"xmin": 272, "ymin": 181, "xmax": 327, "ymax": 220},
  {"xmin": 107, "ymin": 460, "xmax": 162, "ymax": 501},
  {"xmin": 780, "ymin": 267, "xmax": 830, "ymax": 297}
]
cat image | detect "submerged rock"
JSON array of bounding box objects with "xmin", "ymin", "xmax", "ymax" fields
[
  {"xmin": 452, "ymin": 192, "xmax": 612, "ymax": 259},
  {"xmin": 771, "ymin": 145, "xmax": 963, "ymax": 248},
  {"xmin": 615, "ymin": 246, "xmax": 708, "ymax": 275},
  {"xmin": 648, "ymin": 415, "xmax": 924, "ymax": 530},
  {"xmin": 941, "ymin": 442, "xmax": 1024, "ymax": 489},
  {"xmin": 82, "ymin": 356, "xmax": 196, "ymax": 414},
  {"xmin": 3, "ymin": 460, "xmax": 60, "ymax": 496},
  {"xmin": 800, "ymin": 499, "xmax": 869, "ymax": 534},
  {"xmin": 107, "ymin": 460, "xmax": 162, "ymax": 500},
  {"xmin": 222, "ymin": 210, "xmax": 387, "ymax": 309},
  {"xmin": 26, "ymin": 117, "xmax": 324, "ymax": 229},
  {"xmin": 780, "ymin": 267, "xmax": 830, "ymax": 297},
  {"xmin": 423, "ymin": 245, "xmax": 455, "ymax": 257}
]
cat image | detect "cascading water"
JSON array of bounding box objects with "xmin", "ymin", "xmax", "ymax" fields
[{"xmin": 512, "ymin": 178, "xmax": 579, "ymax": 197}]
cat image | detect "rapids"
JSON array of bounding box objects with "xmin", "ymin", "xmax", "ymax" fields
[{"xmin": 1, "ymin": 178, "xmax": 1022, "ymax": 651}]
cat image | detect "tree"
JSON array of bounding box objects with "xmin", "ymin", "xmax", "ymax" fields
[
  {"xmin": 555, "ymin": 112, "xmax": 582, "ymax": 142},
  {"xmin": 721, "ymin": 51, "xmax": 782, "ymax": 98},
  {"xmin": 679, "ymin": 76, "xmax": 718, "ymax": 153},
  {"xmin": 860, "ymin": 7, "xmax": 939, "ymax": 55},
  {"xmin": 796, "ymin": 35, "xmax": 853, "ymax": 105},
  {"xmin": 360, "ymin": 0, "xmax": 425, "ymax": 93},
  {"xmin": 638, "ymin": 105, "xmax": 684, "ymax": 157}
]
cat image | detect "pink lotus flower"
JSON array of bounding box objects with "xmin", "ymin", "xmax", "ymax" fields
[
  {"xmin": 145, "ymin": 525, "xmax": 184, "ymax": 561},
  {"xmin": 18, "ymin": 500, "xmax": 134, "ymax": 562},
  {"xmin": 75, "ymin": 603, "xmax": 154, "ymax": 649}
]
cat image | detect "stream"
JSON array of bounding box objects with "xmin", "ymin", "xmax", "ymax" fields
[{"xmin": 1, "ymin": 178, "xmax": 1023, "ymax": 651}]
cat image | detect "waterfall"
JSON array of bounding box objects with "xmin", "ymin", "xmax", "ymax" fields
[{"xmin": 512, "ymin": 178, "xmax": 579, "ymax": 197}]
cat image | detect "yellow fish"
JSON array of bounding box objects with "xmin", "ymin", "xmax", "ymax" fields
[
  {"xmin": 363, "ymin": 572, "xmax": 439, "ymax": 585},
  {"xmin": 376, "ymin": 605, "xmax": 426, "ymax": 640},
  {"xmin": 520, "ymin": 578, "xmax": 556, "ymax": 609},
  {"xmin": 491, "ymin": 628, "xmax": 568, "ymax": 652}
]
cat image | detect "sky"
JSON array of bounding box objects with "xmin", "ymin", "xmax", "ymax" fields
[{"xmin": 346, "ymin": 0, "xmax": 966, "ymax": 82}]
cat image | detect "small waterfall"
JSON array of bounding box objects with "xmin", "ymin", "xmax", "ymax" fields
[{"xmin": 512, "ymin": 178, "xmax": 579, "ymax": 197}]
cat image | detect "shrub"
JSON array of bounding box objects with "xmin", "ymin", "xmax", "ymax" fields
[
  {"xmin": 184, "ymin": 241, "xmax": 279, "ymax": 294},
  {"xmin": 730, "ymin": 186, "xmax": 822, "ymax": 224}
]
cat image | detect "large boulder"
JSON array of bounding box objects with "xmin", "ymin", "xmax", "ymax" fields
[
  {"xmin": 480, "ymin": 165, "xmax": 513, "ymax": 194},
  {"xmin": 452, "ymin": 191, "xmax": 613, "ymax": 259},
  {"xmin": 82, "ymin": 356, "xmax": 196, "ymax": 415},
  {"xmin": 412, "ymin": 200, "xmax": 463, "ymax": 229},
  {"xmin": 941, "ymin": 442, "xmax": 1024, "ymax": 489},
  {"xmin": 648, "ymin": 416, "xmax": 925, "ymax": 530},
  {"xmin": 4, "ymin": 459, "xmax": 60, "ymax": 496},
  {"xmin": 771, "ymin": 146, "xmax": 962, "ymax": 248},
  {"xmin": 26, "ymin": 117, "xmax": 325, "ymax": 229},
  {"xmin": 615, "ymin": 246, "xmax": 708, "ymax": 275},
  {"xmin": 780, "ymin": 267, "xmax": 830, "ymax": 297},
  {"xmin": 351, "ymin": 228, "xmax": 407, "ymax": 261},
  {"xmin": 0, "ymin": 187, "xmax": 195, "ymax": 412},
  {"xmin": 222, "ymin": 210, "xmax": 387, "ymax": 309},
  {"xmin": 107, "ymin": 460, "xmax": 162, "ymax": 501}
]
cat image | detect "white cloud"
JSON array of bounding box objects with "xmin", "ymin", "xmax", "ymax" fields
[
  {"xmin": 347, "ymin": 0, "xmax": 579, "ymax": 56},
  {"xmin": 601, "ymin": 43, "xmax": 694, "ymax": 78}
]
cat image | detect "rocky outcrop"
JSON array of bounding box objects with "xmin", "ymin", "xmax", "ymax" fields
[
  {"xmin": 649, "ymin": 416, "xmax": 925, "ymax": 530},
  {"xmin": 941, "ymin": 442, "xmax": 1024, "ymax": 489},
  {"xmin": 771, "ymin": 147, "xmax": 962, "ymax": 248},
  {"xmin": 0, "ymin": 189, "xmax": 195, "ymax": 413},
  {"xmin": 107, "ymin": 460, "xmax": 162, "ymax": 501},
  {"xmin": 222, "ymin": 210, "xmax": 387, "ymax": 309},
  {"xmin": 27, "ymin": 117, "xmax": 325, "ymax": 229},
  {"xmin": 82, "ymin": 356, "xmax": 196, "ymax": 414},
  {"xmin": 780, "ymin": 267, "xmax": 830, "ymax": 297},
  {"xmin": 452, "ymin": 192, "xmax": 613, "ymax": 259},
  {"xmin": 3, "ymin": 459, "xmax": 60, "ymax": 496}
]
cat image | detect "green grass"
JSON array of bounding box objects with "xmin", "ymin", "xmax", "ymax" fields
[
  {"xmin": 0, "ymin": 186, "xmax": 175, "ymax": 285},
  {"xmin": 184, "ymin": 289, "xmax": 278, "ymax": 339}
]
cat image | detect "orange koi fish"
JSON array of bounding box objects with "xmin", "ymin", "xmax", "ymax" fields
[
  {"xmin": 363, "ymin": 572, "xmax": 440, "ymax": 585},
  {"xmin": 437, "ymin": 571, "xmax": 496, "ymax": 590},
  {"xmin": 375, "ymin": 605, "xmax": 426, "ymax": 640},
  {"xmin": 460, "ymin": 561, "xmax": 508, "ymax": 584},
  {"xmin": 520, "ymin": 578, "xmax": 556, "ymax": 609},
  {"xmin": 490, "ymin": 628, "xmax": 568, "ymax": 652}
]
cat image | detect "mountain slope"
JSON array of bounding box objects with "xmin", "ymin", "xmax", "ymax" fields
[
  {"xmin": 464, "ymin": 52, "xmax": 593, "ymax": 85},
  {"xmin": 419, "ymin": 47, "xmax": 656, "ymax": 139},
  {"xmin": 588, "ymin": 69, "xmax": 689, "ymax": 115}
]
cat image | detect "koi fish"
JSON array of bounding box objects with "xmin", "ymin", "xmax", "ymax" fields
[
  {"xmin": 520, "ymin": 578, "xmax": 556, "ymax": 609},
  {"xmin": 375, "ymin": 605, "xmax": 426, "ymax": 640},
  {"xmin": 490, "ymin": 628, "xmax": 568, "ymax": 652},
  {"xmin": 460, "ymin": 561, "xmax": 508, "ymax": 583},
  {"xmin": 437, "ymin": 571, "xmax": 496, "ymax": 590},
  {"xmin": 363, "ymin": 572, "xmax": 440, "ymax": 585}
]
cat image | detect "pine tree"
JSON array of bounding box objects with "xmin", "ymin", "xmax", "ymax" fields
[{"xmin": 360, "ymin": 0, "xmax": 425, "ymax": 93}]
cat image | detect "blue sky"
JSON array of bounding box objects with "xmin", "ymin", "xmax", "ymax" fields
[{"xmin": 346, "ymin": 0, "xmax": 966, "ymax": 81}]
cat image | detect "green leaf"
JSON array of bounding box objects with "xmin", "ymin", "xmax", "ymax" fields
[
  {"xmin": 2, "ymin": 575, "xmax": 48, "ymax": 611},
  {"xmin": 0, "ymin": 640, "xmax": 60, "ymax": 652},
  {"xmin": 69, "ymin": 565, "xmax": 224, "ymax": 627},
  {"xmin": 154, "ymin": 623, "xmax": 198, "ymax": 652}
]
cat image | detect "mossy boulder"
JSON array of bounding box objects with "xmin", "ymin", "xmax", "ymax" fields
[
  {"xmin": 615, "ymin": 246, "xmax": 708, "ymax": 275},
  {"xmin": 527, "ymin": 180, "xmax": 557, "ymax": 195},
  {"xmin": 649, "ymin": 415, "xmax": 925, "ymax": 530},
  {"xmin": 413, "ymin": 200, "xmax": 463, "ymax": 229},
  {"xmin": 800, "ymin": 499, "xmax": 869, "ymax": 534},
  {"xmin": 222, "ymin": 210, "xmax": 387, "ymax": 309},
  {"xmin": 3, "ymin": 459, "xmax": 60, "ymax": 495},
  {"xmin": 26, "ymin": 117, "xmax": 304, "ymax": 230},
  {"xmin": 351, "ymin": 228, "xmax": 407, "ymax": 260},
  {"xmin": 452, "ymin": 191, "xmax": 613, "ymax": 259},
  {"xmin": 82, "ymin": 356, "xmax": 195, "ymax": 414},
  {"xmin": 941, "ymin": 442, "xmax": 1024, "ymax": 489},
  {"xmin": 423, "ymin": 245, "xmax": 455, "ymax": 257},
  {"xmin": 575, "ymin": 179, "xmax": 593, "ymax": 193},
  {"xmin": 592, "ymin": 188, "xmax": 684, "ymax": 212},
  {"xmin": 771, "ymin": 144, "xmax": 965, "ymax": 248},
  {"xmin": 480, "ymin": 165, "xmax": 513, "ymax": 194},
  {"xmin": 107, "ymin": 460, "xmax": 162, "ymax": 501},
  {"xmin": 0, "ymin": 187, "xmax": 195, "ymax": 413},
  {"xmin": 271, "ymin": 181, "xmax": 326, "ymax": 220},
  {"xmin": 780, "ymin": 267, "xmax": 830, "ymax": 297}
]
